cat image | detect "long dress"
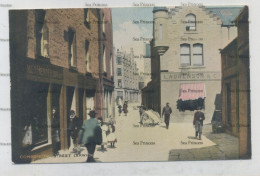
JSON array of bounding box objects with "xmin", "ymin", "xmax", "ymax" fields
[
  {"xmin": 101, "ymin": 124, "xmax": 108, "ymax": 145},
  {"xmin": 107, "ymin": 124, "xmax": 117, "ymax": 143}
]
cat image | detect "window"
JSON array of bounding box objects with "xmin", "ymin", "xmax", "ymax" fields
[
  {"xmin": 117, "ymin": 57, "xmax": 121, "ymax": 65},
  {"xmin": 85, "ymin": 40, "xmax": 90, "ymax": 72},
  {"xmin": 102, "ymin": 13, "xmax": 105, "ymax": 33},
  {"xmin": 68, "ymin": 30, "xmax": 76, "ymax": 67},
  {"xmin": 35, "ymin": 10, "xmax": 47, "ymax": 58},
  {"xmin": 84, "ymin": 9, "xmax": 90, "ymax": 28},
  {"xmin": 103, "ymin": 45, "xmax": 106, "ymax": 72},
  {"xmin": 185, "ymin": 14, "xmax": 196, "ymax": 31},
  {"xmin": 110, "ymin": 54, "xmax": 113, "ymax": 76},
  {"xmin": 193, "ymin": 44, "xmax": 203, "ymax": 65},
  {"xmin": 117, "ymin": 68, "xmax": 122, "ymax": 76},
  {"xmin": 40, "ymin": 24, "xmax": 49, "ymax": 58},
  {"xmin": 180, "ymin": 44, "xmax": 191, "ymax": 66},
  {"xmin": 118, "ymin": 79, "xmax": 122, "ymax": 87}
]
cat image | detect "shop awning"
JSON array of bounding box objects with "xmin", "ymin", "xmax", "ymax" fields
[{"xmin": 178, "ymin": 83, "xmax": 206, "ymax": 101}]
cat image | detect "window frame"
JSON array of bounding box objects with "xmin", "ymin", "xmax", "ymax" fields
[
  {"xmin": 117, "ymin": 68, "xmax": 122, "ymax": 76},
  {"xmin": 180, "ymin": 44, "xmax": 191, "ymax": 66},
  {"xmin": 193, "ymin": 43, "xmax": 204, "ymax": 66},
  {"xmin": 185, "ymin": 13, "xmax": 196, "ymax": 31}
]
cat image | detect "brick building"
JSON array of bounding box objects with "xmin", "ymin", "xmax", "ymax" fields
[
  {"xmin": 10, "ymin": 8, "xmax": 113, "ymax": 163},
  {"xmin": 221, "ymin": 6, "xmax": 250, "ymax": 159},
  {"xmin": 98, "ymin": 8, "xmax": 115, "ymax": 120}
]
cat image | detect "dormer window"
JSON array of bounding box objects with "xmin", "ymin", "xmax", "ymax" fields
[{"xmin": 185, "ymin": 14, "xmax": 196, "ymax": 31}]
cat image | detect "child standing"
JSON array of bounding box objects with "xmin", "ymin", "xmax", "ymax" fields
[{"xmin": 107, "ymin": 123, "xmax": 117, "ymax": 148}]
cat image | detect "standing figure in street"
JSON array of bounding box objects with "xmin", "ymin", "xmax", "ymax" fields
[
  {"xmin": 79, "ymin": 110, "xmax": 102, "ymax": 162},
  {"xmin": 107, "ymin": 123, "xmax": 117, "ymax": 148},
  {"xmin": 139, "ymin": 105, "xmax": 145, "ymax": 124},
  {"xmin": 118, "ymin": 104, "xmax": 122, "ymax": 116},
  {"xmin": 193, "ymin": 107, "xmax": 205, "ymax": 140},
  {"xmin": 123, "ymin": 101, "xmax": 128, "ymax": 116},
  {"xmin": 162, "ymin": 102, "xmax": 172, "ymax": 129},
  {"xmin": 98, "ymin": 117, "xmax": 108, "ymax": 152},
  {"xmin": 70, "ymin": 110, "xmax": 83, "ymax": 153},
  {"xmin": 51, "ymin": 107, "xmax": 60, "ymax": 155}
]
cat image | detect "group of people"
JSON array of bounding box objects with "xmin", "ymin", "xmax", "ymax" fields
[
  {"xmin": 51, "ymin": 108, "xmax": 117, "ymax": 162},
  {"xmin": 162, "ymin": 102, "xmax": 205, "ymax": 140},
  {"xmin": 117, "ymin": 101, "xmax": 128, "ymax": 116}
]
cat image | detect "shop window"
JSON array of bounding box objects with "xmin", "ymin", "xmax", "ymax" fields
[
  {"xmin": 180, "ymin": 44, "xmax": 191, "ymax": 66},
  {"xmin": 117, "ymin": 68, "xmax": 122, "ymax": 76},
  {"xmin": 185, "ymin": 13, "xmax": 196, "ymax": 31},
  {"xmin": 193, "ymin": 43, "xmax": 203, "ymax": 66},
  {"xmin": 84, "ymin": 9, "xmax": 90, "ymax": 28},
  {"xmin": 85, "ymin": 40, "xmax": 90, "ymax": 72},
  {"xmin": 68, "ymin": 29, "xmax": 76, "ymax": 67}
]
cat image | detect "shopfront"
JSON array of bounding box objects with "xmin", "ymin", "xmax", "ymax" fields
[{"xmin": 11, "ymin": 58, "xmax": 97, "ymax": 163}]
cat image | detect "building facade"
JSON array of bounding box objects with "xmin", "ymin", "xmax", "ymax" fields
[
  {"xmin": 114, "ymin": 48, "xmax": 139, "ymax": 104},
  {"xmin": 221, "ymin": 6, "xmax": 250, "ymax": 158},
  {"xmin": 142, "ymin": 6, "xmax": 243, "ymax": 120},
  {"xmin": 98, "ymin": 8, "xmax": 115, "ymax": 120},
  {"xmin": 10, "ymin": 8, "xmax": 112, "ymax": 163}
]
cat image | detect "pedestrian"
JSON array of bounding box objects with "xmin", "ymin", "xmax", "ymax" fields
[
  {"xmin": 98, "ymin": 117, "xmax": 108, "ymax": 152},
  {"xmin": 70, "ymin": 110, "xmax": 82, "ymax": 153},
  {"xmin": 162, "ymin": 102, "xmax": 172, "ymax": 129},
  {"xmin": 123, "ymin": 101, "xmax": 128, "ymax": 116},
  {"xmin": 193, "ymin": 107, "xmax": 205, "ymax": 140},
  {"xmin": 118, "ymin": 104, "xmax": 122, "ymax": 116},
  {"xmin": 78, "ymin": 110, "xmax": 102, "ymax": 162},
  {"xmin": 139, "ymin": 105, "xmax": 145, "ymax": 124},
  {"xmin": 51, "ymin": 107, "xmax": 60, "ymax": 155},
  {"xmin": 107, "ymin": 123, "xmax": 117, "ymax": 148}
]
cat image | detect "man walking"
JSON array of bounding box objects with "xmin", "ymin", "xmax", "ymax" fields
[
  {"xmin": 162, "ymin": 102, "xmax": 172, "ymax": 129},
  {"xmin": 193, "ymin": 107, "xmax": 205, "ymax": 140},
  {"xmin": 79, "ymin": 110, "xmax": 102, "ymax": 162}
]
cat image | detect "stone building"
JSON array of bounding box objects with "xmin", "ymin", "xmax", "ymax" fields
[
  {"xmin": 114, "ymin": 48, "xmax": 139, "ymax": 104},
  {"xmin": 9, "ymin": 8, "xmax": 112, "ymax": 163},
  {"xmin": 221, "ymin": 6, "xmax": 250, "ymax": 159},
  {"xmin": 142, "ymin": 6, "xmax": 243, "ymax": 120},
  {"xmin": 98, "ymin": 8, "xmax": 115, "ymax": 120}
]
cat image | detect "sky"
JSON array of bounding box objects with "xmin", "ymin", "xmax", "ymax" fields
[{"xmin": 111, "ymin": 7, "xmax": 154, "ymax": 72}]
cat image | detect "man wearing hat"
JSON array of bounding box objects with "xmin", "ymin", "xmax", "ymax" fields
[
  {"xmin": 162, "ymin": 102, "xmax": 173, "ymax": 129},
  {"xmin": 78, "ymin": 110, "xmax": 102, "ymax": 162}
]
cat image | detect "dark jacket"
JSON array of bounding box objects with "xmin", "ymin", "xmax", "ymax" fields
[
  {"xmin": 70, "ymin": 117, "xmax": 83, "ymax": 139},
  {"xmin": 123, "ymin": 104, "xmax": 128, "ymax": 113},
  {"xmin": 79, "ymin": 118, "xmax": 102, "ymax": 145},
  {"xmin": 193, "ymin": 111, "xmax": 205, "ymax": 125},
  {"xmin": 162, "ymin": 106, "xmax": 172, "ymax": 117}
]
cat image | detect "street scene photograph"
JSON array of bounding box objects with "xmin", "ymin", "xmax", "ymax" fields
[{"xmin": 9, "ymin": 5, "xmax": 250, "ymax": 164}]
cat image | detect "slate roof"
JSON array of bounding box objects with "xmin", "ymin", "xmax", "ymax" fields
[{"xmin": 206, "ymin": 6, "xmax": 244, "ymax": 26}]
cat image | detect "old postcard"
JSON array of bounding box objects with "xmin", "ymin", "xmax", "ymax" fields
[{"xmin": 9, "ymin": 5, "xmax": 250, "ymax": 164}]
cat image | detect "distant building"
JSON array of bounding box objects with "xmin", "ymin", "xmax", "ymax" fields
[
  {"xmin": 142, "ymin": 6, "xmax": 243, "ymax": 120},
  {"xmin": 221, "ymin": 6, "xmax": 250, "ymax": 159},
  {"xmin": 114, "ymin": 48, "xmax": 139, "ymax": 104}
]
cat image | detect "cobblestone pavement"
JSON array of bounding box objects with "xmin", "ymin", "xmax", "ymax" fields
[
  {"xmin": 168, "ymin": 123, "xmax": 239, "ymax": 161},
  {"xmin": 33, "ymin": 103, "xmax": 238, "ymax": 163}
]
